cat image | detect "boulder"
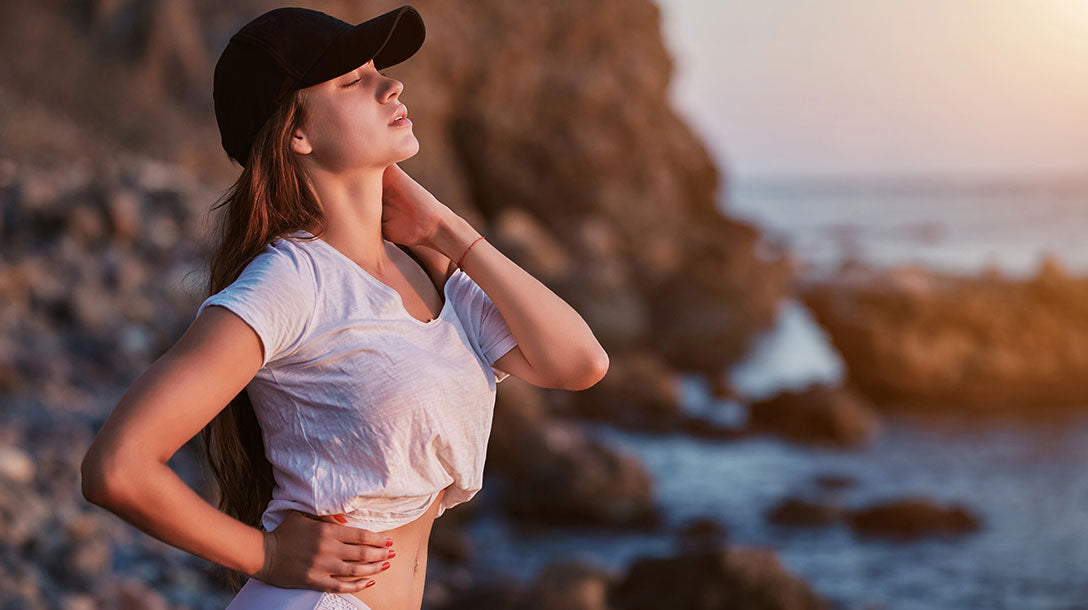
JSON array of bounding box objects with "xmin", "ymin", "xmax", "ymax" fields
[
  {"xmin": 799, "ymin": 261, "xmax": 1088, "ymax": 410},
  {"xmin": 846, "ymin": 496, "xmax": 982, "ymax": 538},
  {"xmin": 766, "ymin": 497, "xmax": 843, "ymax": 527},
  {"xmin": 747, "ymin": 384, "xmax": 880, "ymax": 447},
  {"xmin": 609, "ymin": 547, "xmax": 829, "ymax": 610},
  {"xmin": 489, "ymin": 378, "xmax": 660, "ymax": 528}
]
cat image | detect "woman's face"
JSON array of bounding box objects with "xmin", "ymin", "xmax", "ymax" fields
[{"xmin": 292, "ymin": 59, "xmax": 418, "ymax": 172}]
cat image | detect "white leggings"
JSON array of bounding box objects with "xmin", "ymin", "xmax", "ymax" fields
[{"xmin": 225, "ymin": 577, "xmax": 374, "ymax": 610}]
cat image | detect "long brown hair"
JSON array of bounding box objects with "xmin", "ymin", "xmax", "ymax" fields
[{"xmin": 199, "ymin": 88, "xmax": 326, "ymax": 592}]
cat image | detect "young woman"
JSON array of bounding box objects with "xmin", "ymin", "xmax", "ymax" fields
[{"xmin": 80, "ymin": 6, "xmax": 608, "ymax": 610}]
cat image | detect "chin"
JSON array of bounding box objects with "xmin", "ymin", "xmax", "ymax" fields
[{"xmin": 394, "ymin": 138, "xmax": 421, "ymax": 162}]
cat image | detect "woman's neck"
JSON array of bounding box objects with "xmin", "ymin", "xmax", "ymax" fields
[{"xmin": 305, "ymin": 165, "xmax": 388, "ymax": 271}]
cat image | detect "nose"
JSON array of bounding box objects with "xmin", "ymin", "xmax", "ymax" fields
[{"xmin": 383, "ymin": 77, "xmax": 404, "ymax": 102}]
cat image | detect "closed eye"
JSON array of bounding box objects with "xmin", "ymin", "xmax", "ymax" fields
[{"xmin": 344, "ymin": 71, "xmax": 388, "ymax": 88}]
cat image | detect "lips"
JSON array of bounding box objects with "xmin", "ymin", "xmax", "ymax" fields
[{"xmin": 389, "ymin": 104, "xmax": 408, "ymax": 125}]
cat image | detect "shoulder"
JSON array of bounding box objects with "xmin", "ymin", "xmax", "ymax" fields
[
  {"xmin": 266, "ymin": 234, "xmax": 319, "ymax": 274},
  {"xmin": 232, "ymin": 235, "xmax": 318, "ymax": 293}
]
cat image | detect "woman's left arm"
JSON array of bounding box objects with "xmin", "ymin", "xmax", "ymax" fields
[
  {"xmin": 380, "ymin": 162, "xmax": 607, "ymax": 390},
  {"xmin": 428, "ymin": 212, "xmax": 609, "ymax": 391}
]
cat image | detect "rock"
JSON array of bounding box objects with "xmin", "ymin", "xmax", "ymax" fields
[
  {"xmin": 67, "ymin": 205, "xmax": 105, "ymax": 243},
  {"xmin": 435, "ymin": 0, "xmax": 792, "ymax": 377},
  {"xmin": 64, "ymin": 513, "xmax": 98, "ymax": 542},
  {"xmin": 97, "ymin": 577, "xmax": 171, "ymax": 610},
  {"xmin": 489, "ymin": 379, "xmax": 660, "ymax": 528},
  {"xmin": 766, "ymin": 497, "xmax": 843, "ymax": 527},
  {"xmin": 570, "ymin": 351, "xmax": 686, "ymax": 431},
  {"xmin": 492, "ymin": 207, "xmax": 572, "ymax": 281},
  {"xmin": 147, "ymin": 210, "xmax": 180, "ymax": 250},
  {"xmin": 846, "ymin": 496, "xmax": 981, "ymax": 538},
  {"xmin": 0, "ymin": 445, "xmax": 34, "ymax": 483},
  {"xmin": 682, "ymin": 415, "xmax": 751, "ymax": 440},
  {"xmin": 609, "ymin": 547, "xmax": 829, "ymax": 610},
  {"xmin": 811, "ymin": 473, "xmax": 858, "ymax": 491},
  {"xmin": 71, "ymin": 281, "xmax": 115, "ymax": 333},
  {"xmin": 60, "ymin": 593, "xmax": 98, "ymax": 610},
  {"xmin": 106, "ymin": 188, "xmax": 141, "ymax": 244},
  {"xmin": 519, "ymin": 558, "xmax": 614, "ymax": 610},
  {"xmin": 430, "ymin": 501, "xmax": 479, "ymax": 563},
  {"xmin": 438, "ymin": 577, "xmax": 525, "ymax": 610},
  {"xmin": 748, "ymin": 384, "xmax": 880, "ymax": 447},
  {"xmin": 674, "ymin": 517, "xmax": 729, "ymax": 554},
  {"xmin": 563, "ymin": 270, "xmax": 651, "ymax": 352},
  {"xmin": 67, "ymin": 536, "xmax": 112, "ymax": 582},
  {"xmin": 429, "ymin": 559, "xmax": 614, "ymax": 610},
  {"xmin": 710, "ymin": 375, "xmax": 739, "ymax": 400},
  {"xmin": 799, "ymin": 262, "xmax": 1088, "ymax": 410}
]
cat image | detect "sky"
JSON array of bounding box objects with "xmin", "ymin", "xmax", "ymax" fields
[{"xmin": 653, "ymin": 0, "xmax": 1088, "ymax": 184}]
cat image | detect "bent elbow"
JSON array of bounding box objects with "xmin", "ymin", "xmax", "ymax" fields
[
  {"xmin": 81, "ymin": 461, "xmax": 111, "ymax": 506},
  {"xmin": 565, "ymin": 349, "xmax": 609, "ymax": 391},
  {"xmin": 81, "ymin": 451, "xmax": 130, "ymax": 508}
]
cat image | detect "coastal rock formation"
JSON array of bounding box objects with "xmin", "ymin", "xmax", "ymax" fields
[
  {"xmin": 747, "ymin": 383, "xmax": 881, "ymax": 447},
  {"xmin": 799, "ymin": 261, "xmax": 1088, "ymax": 411},
  {"xmin": 516, "ymin": 559, "xmax": 616, "ymax": 610},
  {"xmin": 567, "ymin": 350, "xmax": 687, "ymax": 431},
  {"xmin": 426, "ymin": 558, "xmax": 615, "ymax": 610},
  {"xmin": 430, "ymin": 545, "xmax": 829, "ymax": 610},
  {"xmin": 674, "ymin": 516, "xmax": 730, "ymax": 554},
  {"xmin": 762, "ymin": 491, "xmax": 982, "ymax": 540},
  {"xmin": 811, "ymin": 473, "xmax": 858, "ymax": 491},
  {"xmin": 488, "ymin": 378, "xmax": 661, "ymax": 528},
  {"xmin": 609, "ymin": 547, "xmax": 829, "ymax": 610},
  {"xmin": 846, "ymin": 496, "xmax": 982, "ymax": 538},
  {"xmin": 766, "ymin": 497, "xmax": 844, "ymax": 527}
]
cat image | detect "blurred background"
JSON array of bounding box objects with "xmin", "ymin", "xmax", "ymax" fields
[{"xmin": 2, "ymin": 1, "xmax": 1087, "ymax": 608}]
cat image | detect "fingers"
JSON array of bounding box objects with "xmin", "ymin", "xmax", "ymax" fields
[
  {"xmin": 311, "ymin": 551, "xmax": 383, "ymax": 590},
  {"xmin": 306, "ymin": 517, "xmax": 392, "ymax": 555},
  {"xmin": 320, "ymin": 575, "xmax": 377, "ymax": 593},
  {"xmin": 270, "ymin": 511, "xmax": 392, "ymax": 594},
  {"xmin": 332, "ymin": 558, "xmax": 390, "ymax": 580},
  {"xmin": 330, "ymin": 521, "xmax": 394, "ymax": 549},
  {"xmin": 343, "ymin": 541, "xmax": 394, "ymax": 564}
]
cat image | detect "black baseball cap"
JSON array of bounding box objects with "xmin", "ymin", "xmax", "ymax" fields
[{"xmin": 213, "ymin": 5, "xmax": 425, "ymax": 167}]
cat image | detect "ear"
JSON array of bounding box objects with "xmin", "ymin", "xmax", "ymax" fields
[{"xmin": 291, "ymin": 128, "xmax": 313, "ymax": 155}]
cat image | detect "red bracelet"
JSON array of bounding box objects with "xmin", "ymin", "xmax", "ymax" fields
[{"xmin": 456, "ymin": 236, "xmax": 485, "ymax": 270}]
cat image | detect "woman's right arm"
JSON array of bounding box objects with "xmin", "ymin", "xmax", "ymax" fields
[{"xmin": 80, "ymin": 305, "xmax": 391, "ymax": 592}]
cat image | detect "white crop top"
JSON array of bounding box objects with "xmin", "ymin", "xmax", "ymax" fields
[{"xmin": 194, "ymin": 229, "xmax": 518, "ymax": 533}]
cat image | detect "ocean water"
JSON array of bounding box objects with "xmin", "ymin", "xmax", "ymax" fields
[
  {"xmin": 725, "ymin": 181, "xmax": 1088, "ymax": 280},
  {"xmin": 465, "ymin": 186, "xmax": 1088, "ymax": 609},
  {"xmin": 469, "ymin": 401, "xmax": 1088, "ymax": 609}
]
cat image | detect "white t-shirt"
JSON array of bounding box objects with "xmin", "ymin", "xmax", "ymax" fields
[{"xmin": 195, "ymin": 229, "xmax": 518, "ymax": 533}]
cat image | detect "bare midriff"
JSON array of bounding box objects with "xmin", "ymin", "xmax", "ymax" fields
[{"xmin": 314, "ymin": 485, "xmax": 449, "ymax": 610}]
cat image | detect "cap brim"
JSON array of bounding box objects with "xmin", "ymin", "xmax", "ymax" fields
[{"xmin": 298, "ymin": 5, "xmax": 425, "ymax": 87}]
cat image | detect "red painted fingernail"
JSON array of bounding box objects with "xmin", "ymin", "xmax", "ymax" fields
[
  {"xmin": 365, "ymin": 580, "xmax": 376, "ymax": 588},
  {"xmin": 388, "ymin": 549, "xmax": 396, "ymax": 558},
  {"xmin": 381, "ymin": 561, "xmax": 390, "ymax": 570},
  {"xmin": 332, "ymin": 514, "xmax": 347, "ymax": 524},
  {"xmin": 385, "ymin": 537, "xmax": 393, "ymax": 547}
]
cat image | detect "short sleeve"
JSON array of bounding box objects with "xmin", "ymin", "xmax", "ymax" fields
[
  {"xmin": 453, "ymin": 271, "xmax": 519, "ymax": 382},
  {"xmin": 195, "ymin": 242, "xmax": 316, "ymax": 369}
]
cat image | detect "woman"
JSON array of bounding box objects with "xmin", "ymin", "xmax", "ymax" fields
[{"xmin": 80, "ymin": 5, "xmax": 609, "ymax": 610}]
